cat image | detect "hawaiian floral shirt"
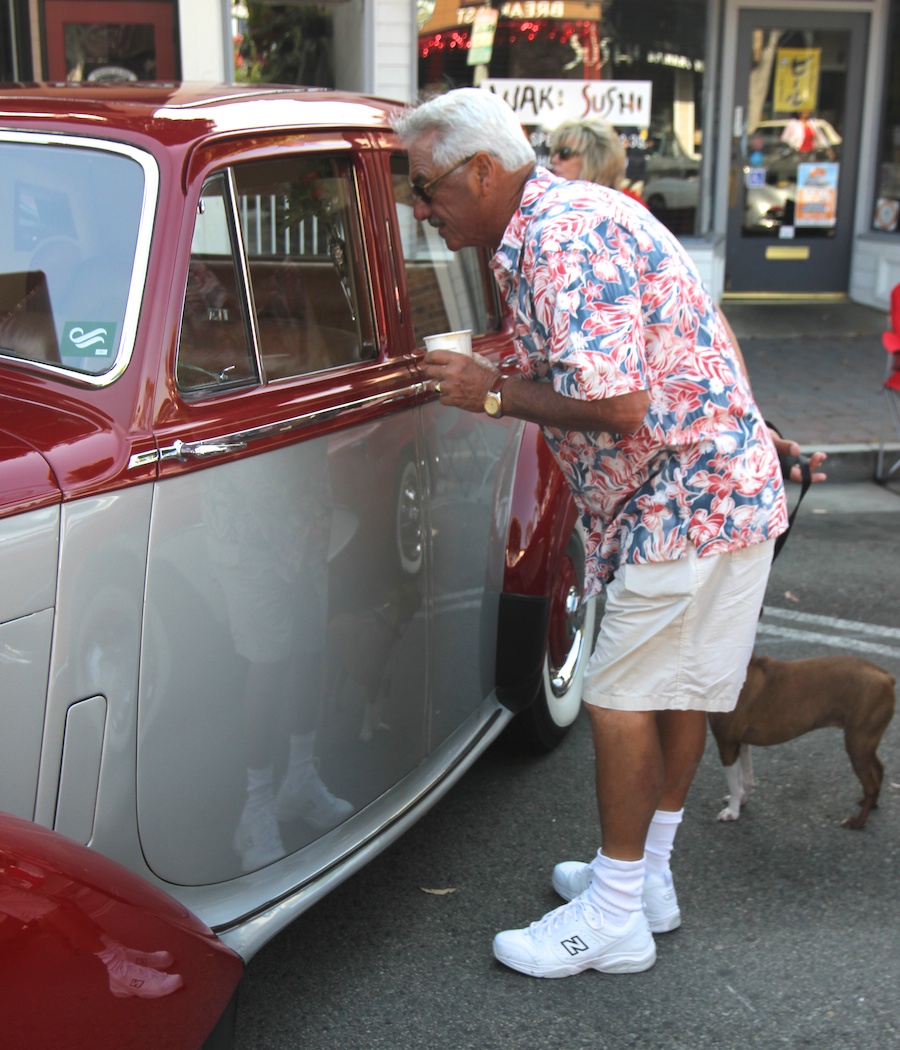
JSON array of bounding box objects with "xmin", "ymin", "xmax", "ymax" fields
[{"xmin": 491, "ymin": 168, "xmax": 788, "ymax": 598}]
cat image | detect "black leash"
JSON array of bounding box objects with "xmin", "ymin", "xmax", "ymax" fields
[{"xmin": 773, "ymin": 451, "xmax": 812, "ymax": 561}]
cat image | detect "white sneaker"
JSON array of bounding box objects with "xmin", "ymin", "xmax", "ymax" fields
[
  {"xmin": 233, "ymin": 803, "xmax": 285, "ymax": 872},
  {"xmin": 552, "ymin": 861, "xmax": 682, "ymax": 934},
  {"xmin": 120, "ymin": 946, "xmax": 175, "ymax": 970},
  {"xmin": 493, "ymin": 898, "xmax": 656, "ymax": 978},
  {"xmin": 100, "ymin": 946, "xmax": 183, "ymax": 999},
  {"xmin": 641, "ymin": 872, "xmax": 681, "ymax": 933},
  {"xmin": 274, "ymin": 769, "xmax": 353, "ymax": 830}
]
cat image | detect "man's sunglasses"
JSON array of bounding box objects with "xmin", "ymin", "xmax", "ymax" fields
[
  {"xmin": 411, "ymin": 154, "xmax": 476, "ymax": 205},
  {"xmin": 552, "ymin": 146, "xmax": 580, "ymax": 161}
]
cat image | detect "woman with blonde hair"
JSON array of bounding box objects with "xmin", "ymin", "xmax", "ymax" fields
[{"xmin": 549, "ymin": 118, "xmax": 645, "ymax": 204}]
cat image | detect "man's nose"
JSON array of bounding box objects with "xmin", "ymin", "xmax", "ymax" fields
[{"xmin": 412, "ymin": 197, "xmax": 432, "ymax": 221}]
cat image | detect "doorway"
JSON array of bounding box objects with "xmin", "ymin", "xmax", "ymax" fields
[{"xmin": 725, "ymin": 9, "xmax": 869, "ymax": 294}]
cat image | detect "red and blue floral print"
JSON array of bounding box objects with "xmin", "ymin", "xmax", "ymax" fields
[{"xmin": 491, "ymin": 168, "xmax": 788, "ymax": 598}]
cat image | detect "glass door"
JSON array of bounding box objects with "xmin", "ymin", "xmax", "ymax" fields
[{"xmin": 725, "ymin": 9, "xmax": 868, "ymax": 294}]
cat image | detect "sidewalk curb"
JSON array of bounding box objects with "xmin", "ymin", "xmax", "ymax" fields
[{"xmin": 799, "ymin": 442, "xmax": 900, "ymax": 483}]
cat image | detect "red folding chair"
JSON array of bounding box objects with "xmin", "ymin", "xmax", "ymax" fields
[{"xmin": 877, "ymin": 282, "xmax": 900, "ymax": 483}]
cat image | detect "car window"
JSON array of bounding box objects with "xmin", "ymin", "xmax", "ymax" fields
[
  {"xmin": 177, "ymin": 154, "xmax": 375, "ymax": 396},
  {"xmin": 390, "ymin": 155, "xmax": 500, "ymax": 346},
  {"xmin": 178, "ymin": 174, "xmax": 259, "ymax": 393},
  {"xmin": 0, "ymin": 139, "xmax": 145, "ymax": 378}
]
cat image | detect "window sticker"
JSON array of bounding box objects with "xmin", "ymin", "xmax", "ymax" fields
[{"xmin": 60, "ymin": 322, "xmax": 118, "ymax": 359}]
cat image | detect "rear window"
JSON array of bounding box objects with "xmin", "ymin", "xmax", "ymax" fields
[{"xmin": 0, "ymin": 137, "xmax": 151, "ymax": 380}]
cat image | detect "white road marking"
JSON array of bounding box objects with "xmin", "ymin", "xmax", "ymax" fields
[
  {"xmin": 762, "ymin": 606, "xmax": 900, "ymax": 640},
  {"xmin": 758, "ymin": 606, "xmax": 900, "ymax": 659}
]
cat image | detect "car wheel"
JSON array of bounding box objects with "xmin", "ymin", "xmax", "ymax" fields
[
  {"xmin": 646, "ymin": 193, "xmax": 666, "ymax": 213},
  {"xmin": 515, "ymin": 519, "xmax": 599, "ymax": 752},
  {"xmin": 395, "ymin": 453, "xmax": 424, "ymax": 575}
]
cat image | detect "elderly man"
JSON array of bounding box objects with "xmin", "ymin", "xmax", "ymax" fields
[{"xmin": 393, "ymin": 88, "xmax": 823, "ymax": 980}]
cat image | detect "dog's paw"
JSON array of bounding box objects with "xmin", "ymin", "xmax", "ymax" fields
[{"xmin": 717, "ymin": 805, "xmax": 741, "ymax": 822}]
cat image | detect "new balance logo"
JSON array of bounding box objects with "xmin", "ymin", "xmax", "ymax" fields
[{"xmin": 561, "ymin": 935, "xmax": 590, "ymax": 956}]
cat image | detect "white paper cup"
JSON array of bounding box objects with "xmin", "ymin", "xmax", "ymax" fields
[{"xmin": 424, "ymin": 329, "xmax": 472, "ymax": 356}]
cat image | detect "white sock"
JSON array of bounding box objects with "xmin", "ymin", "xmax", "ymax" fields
[
  {"xmin": 245, "ymin": 765, "xmax": 275, "ymax": 811},
  {"xmin": 585, "ymin": 850, "xmax": 645, "ymax": 927},
  {"xmin": 285, "ymin": 732, "xmax": 316, "ymax": 784},
  {"xmin": 644, "ymin": 808, "xmax": 683, "ymax": 879}
]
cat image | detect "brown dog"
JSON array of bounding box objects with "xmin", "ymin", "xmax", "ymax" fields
[{"xmin": 708, "ymin": 654, "xmax": 896, "ymax": 829}]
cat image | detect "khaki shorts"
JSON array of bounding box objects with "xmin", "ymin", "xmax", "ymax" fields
[{"xmin": 582, "ymin": 540, "xmax": 774, "ymax": 713}]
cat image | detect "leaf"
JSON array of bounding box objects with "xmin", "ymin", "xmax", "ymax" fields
[
  {"xmin": 420, "ymin": 887, "xmax": 457, "ymax": 895},
  {"xmin": 784, "ymin": 591, "xmax": 800, "ymax": 602}
]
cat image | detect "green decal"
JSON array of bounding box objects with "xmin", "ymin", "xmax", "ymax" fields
[{"xmin": 61, "ymin": 322, "xmax": 118, "ymax": 358}]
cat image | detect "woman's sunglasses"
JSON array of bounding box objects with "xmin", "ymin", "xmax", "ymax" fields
[{"xmin": 552, "ymin": 146, "xmax": 580, "ymax": 161}]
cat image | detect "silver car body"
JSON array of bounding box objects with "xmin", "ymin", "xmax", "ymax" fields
[{"xmin": 0, "ymin": 85, "xmax": 590, "ymax": 963}]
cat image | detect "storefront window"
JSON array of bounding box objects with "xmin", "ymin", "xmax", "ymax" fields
[
  {"xmin": 872, "ymin": 8, "xmax": 900, "ymax": 233},
  {"xmin": 418, "ymin": 0, "xmax": 707, "ymax": 236}
]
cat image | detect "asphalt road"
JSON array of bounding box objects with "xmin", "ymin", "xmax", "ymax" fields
[{"xmin": 234, "ymin": 479, "xmax": 900, "ymax": 1050}]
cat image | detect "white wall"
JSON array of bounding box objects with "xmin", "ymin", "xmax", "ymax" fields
[
  {"xmin": 180, "ymin": 0, "xmax": 229, "ymax": 82},
  {"xmin": 334, "ymin": 0, "xmax": 416, "ymax": 102}
]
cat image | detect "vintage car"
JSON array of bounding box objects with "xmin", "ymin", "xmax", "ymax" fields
[{"xmin": 0, "ymin": 83, "xmax": 595, "ymax": 1043}]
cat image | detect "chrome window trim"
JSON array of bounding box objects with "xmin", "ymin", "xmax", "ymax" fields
[
  {"xmin": 129, "ymin": 381, "xmax": 423, "ymax": 469},
  {"xmin": 223, "ymin": 166, "xmax": 265, "ymax": 382},
  {"xmin": 0, "ymin": 130, "xmax": 159, "ymax": 388}
]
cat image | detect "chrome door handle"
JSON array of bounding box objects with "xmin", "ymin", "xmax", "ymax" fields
[{"xmin": 169, "ymin": 437, "xmax": 248, "ymax": 460}]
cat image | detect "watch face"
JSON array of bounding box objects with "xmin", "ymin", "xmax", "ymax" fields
[{"xmin": 484, "ymin": 392, "xmax": 502, "ymax": 417}]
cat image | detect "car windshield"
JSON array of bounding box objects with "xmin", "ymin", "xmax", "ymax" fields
[{"xmin": 0, "ymin": 137, "xmax": 149, "ymax": 380}]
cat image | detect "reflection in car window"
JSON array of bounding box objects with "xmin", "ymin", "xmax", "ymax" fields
[
  {"xmin": 178, "ymin": 154, "xmax": 376, "ymax": 395},
  {"xmin": 236, "ymin": 155, "xmax": 375, "ymax": 380},
  {"xmin": 0, "ymin": 140, "xmax": 143, "ymax": 376},
  {"xmin": 390, "ymin": 155, "xmax": 500, "ymax": 346}
]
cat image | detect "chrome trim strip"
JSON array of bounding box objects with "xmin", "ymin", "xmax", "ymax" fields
[{"xmin": 142, "ymin": 383, "xmax": 422, "ymax": 467}]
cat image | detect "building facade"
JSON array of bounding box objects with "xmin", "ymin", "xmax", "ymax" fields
[{"xmin": 2, "ymin": 0, "xmax": 897, "ymax": 307}]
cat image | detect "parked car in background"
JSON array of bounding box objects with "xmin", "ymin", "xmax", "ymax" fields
[
  {"xmin": 752, "ymin": 117, "xmax": 842, "ymax": 187},
  {"xmin": 0, "ymin": 83, "xmax": 595, "ymax": 1045}
]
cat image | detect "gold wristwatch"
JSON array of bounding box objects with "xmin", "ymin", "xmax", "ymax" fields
[{"xmin": 483, "ymin": 375, "xmax": 509, "ymax": 418}]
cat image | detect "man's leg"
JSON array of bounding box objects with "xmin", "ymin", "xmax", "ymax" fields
[
  {"xmin": 658, "ymin": 709, "xmax": 708, "ymax": 811},
  {"xmin": 586, "ymin": 706, "xmax": 662, "ymax": 860},
  {"xmin": 585, "ymin": 705, "xmax": 706, "ymax": 857}
]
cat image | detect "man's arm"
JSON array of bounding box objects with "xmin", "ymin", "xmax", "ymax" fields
[{"xmin": 422, "ymin": 349, "xmax": 649, "ymax": 435}]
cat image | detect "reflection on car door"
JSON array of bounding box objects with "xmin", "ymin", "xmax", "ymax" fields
[
  {"xmin": 387, "ymin": 155, "xmax": 523, "ymax": 751},
  {"xmin": 139, "ymin": 146, "xmax": 429, "ymax": 884}
]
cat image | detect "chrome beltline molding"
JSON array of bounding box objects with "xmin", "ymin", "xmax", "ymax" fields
[{"xmin": 129, "ymin": 381, "xmax": 424, "ymax": 469}]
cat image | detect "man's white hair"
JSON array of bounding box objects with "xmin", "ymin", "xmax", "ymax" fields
[{"xmin": 392, "ymin": 88, "xmax": 536, "ymax": 171}]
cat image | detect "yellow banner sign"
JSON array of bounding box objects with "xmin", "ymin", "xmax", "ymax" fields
[{"xmin": 774, "ymin": 48, "xmax": 821, "ymax": 113}]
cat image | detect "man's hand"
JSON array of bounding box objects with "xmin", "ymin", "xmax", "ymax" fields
[
  {"xmin": 422, "ymin": 349, "xmax": 496, "ymax": 412},
  {"xmin": 769, "ymin": 430, "xmax": 827, "ymax": 484}
]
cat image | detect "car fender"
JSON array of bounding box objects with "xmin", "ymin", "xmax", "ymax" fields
[
  {"xmin": 495, "ymin": 422, "xmax": 578, "ymax": 713},
  {"xmin": 0, "ymin": 813, "xmax": 243, "ymax": 1048}
]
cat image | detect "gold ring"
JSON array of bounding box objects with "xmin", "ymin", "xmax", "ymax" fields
[{"xmin": 434, "ymin": 380, "xmax": 442, "ymax": 394}]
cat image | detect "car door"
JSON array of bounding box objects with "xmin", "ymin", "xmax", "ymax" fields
[
  {"xmin": 380, "ymin": 149, "xmax": 526, "ymax": 751},
  {"xmin": 137, "ymin": 136, "xmax": 430, "ymax": 885}
]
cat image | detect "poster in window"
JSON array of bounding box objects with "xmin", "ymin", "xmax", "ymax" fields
[{"xmin": 795, "ymin": 161, "xmax": 838, "ymax": 227}]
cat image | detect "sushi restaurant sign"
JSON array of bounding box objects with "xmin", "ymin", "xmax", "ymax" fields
[{"xmin": 482, "ymin": 78, "xmax": 652, "ymax": 127}]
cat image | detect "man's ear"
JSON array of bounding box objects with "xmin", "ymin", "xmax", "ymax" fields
[{"xmin": 470, "ymin": 152, "xmax": 492, "ymax": 191}]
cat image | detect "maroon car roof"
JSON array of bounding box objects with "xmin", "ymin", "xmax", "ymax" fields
[{"xmin": 0, "ymin": 82, "xmax": 396, "ymax": 144}]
